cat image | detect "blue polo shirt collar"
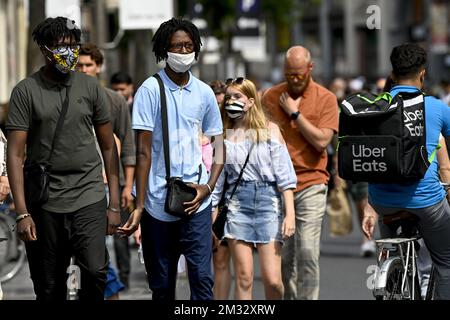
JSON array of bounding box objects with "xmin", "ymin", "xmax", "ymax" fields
[
  {"xmin": 391, "ymin": 85, "xmax": 420, "ymax": 94},
  {"xmin": 160, "ymin": 69, "xmax": 193, "ymax": 93}
]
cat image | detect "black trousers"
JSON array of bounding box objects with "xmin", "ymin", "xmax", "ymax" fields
[{"xmin": 25, "ymin": 197, "xmax": 108, "ymax": 301}]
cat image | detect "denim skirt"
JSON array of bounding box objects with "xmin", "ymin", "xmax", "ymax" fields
[{"xmin": 223, "ymin": 181, "xmax": 283, "ymax": 244}]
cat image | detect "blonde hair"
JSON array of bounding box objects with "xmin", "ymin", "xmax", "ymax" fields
[{"xmin": 222, "ymin": 79, "xmax": 269, "ymax": 143}]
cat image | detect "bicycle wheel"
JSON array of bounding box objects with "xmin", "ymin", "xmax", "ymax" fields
[
  {"xmin": 0, "ymin": 217, "xmax": 26, "ymax": 283},
  {"xmin": 376, "ymin": 258, "xmax": 421, "ymax": 300}
]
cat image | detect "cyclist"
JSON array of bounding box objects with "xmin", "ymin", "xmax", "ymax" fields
[{"xmin": 362, "ymin": 43, "xmax": 450, "ymax": 300}]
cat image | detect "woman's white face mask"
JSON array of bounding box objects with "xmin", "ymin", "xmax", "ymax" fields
[{"xmin": 166, "ymin": 52, "xmax": 196, "ymax": 73}]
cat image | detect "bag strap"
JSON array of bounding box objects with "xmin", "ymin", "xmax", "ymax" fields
[
  {"xmin": 228, "ymin": 143, "xmax": 255, "ymax": 201},
  {"xmin": 154, "ymin": 73, "xmax": 202, "ymax": 183},
  {"xmin": 154, "ymin": 74, "xmax": 171, "ymax": 181},
  {"xmin": 48, "ymin": 84, "xmax": 71, "ymax": 167}
]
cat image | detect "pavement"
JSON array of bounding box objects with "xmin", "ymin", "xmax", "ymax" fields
[{"xmin": 0, "ymin": 205, "xmax": 378, "ymax": 300}]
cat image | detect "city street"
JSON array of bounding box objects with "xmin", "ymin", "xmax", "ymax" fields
[
  {"xmin": 0, "ymin": 0, "xmax": 447, "ymax": 311},
  {"xmin": 1, "ymin": 209, "xmax": 378, "ymax": 300}
]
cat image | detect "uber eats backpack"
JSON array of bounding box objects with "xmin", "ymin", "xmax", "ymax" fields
[{"xmin": 337, "ymin": 90, "xmax": 437, "ymax": 183}]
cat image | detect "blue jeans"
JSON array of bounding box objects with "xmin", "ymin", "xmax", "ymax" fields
[
  {"xmin": 140, "ymin": 204, "xmax": 213, "ymax": 301},
  {"xmin": 224, "ymin": 181, "xmax": 283, "ymax": 244}
]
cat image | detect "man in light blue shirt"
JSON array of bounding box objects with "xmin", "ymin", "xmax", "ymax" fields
[
  {"xmin": 363, "ymin": 43, "xmax": 450, "ymax": 299},
  {"xmin": 119, "ymin": 18, "xmax": 223, "ymax": 301}
]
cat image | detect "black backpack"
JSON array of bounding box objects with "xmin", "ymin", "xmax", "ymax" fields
[{"xmin": 337, "ymin": 90, "xmax": 436, "ymax": 183}]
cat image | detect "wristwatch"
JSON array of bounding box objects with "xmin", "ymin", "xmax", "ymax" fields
[{"xmin": 290, "ymin": 111, "xmax": 300, "ymax": 120}]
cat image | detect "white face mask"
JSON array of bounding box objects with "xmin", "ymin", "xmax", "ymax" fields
[{"xmin": 166, "ymin": 52, "xmax": 196, "ymax": 73}]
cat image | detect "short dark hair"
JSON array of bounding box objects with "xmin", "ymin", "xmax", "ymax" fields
[
  {"xmin": 209, "ymin": 80, "xmax": 226, "ymax": 94},
  {"xmin": 382, "ymin": 75, "xmax": 396, "ymax": 92},
  {"xmin": 390, "ymin": 43, "xmax": 427, "ymax": 80},
  {"xmin": 79, "ymin": 43, "xmax": 104, "ymax": 66},
  {"xmin": 32, "ymin": 16, "xmax": 81, "ymax": 47},
  {"xmin": 110, "ymin": 72, "xmax": 133, "ymax": 85},
  {"xmin": 152, "ymin": 17, "xmax": 202, "ymax": 63}
]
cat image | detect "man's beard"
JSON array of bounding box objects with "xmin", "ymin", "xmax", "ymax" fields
[{"xmin": 288, "ymin": 76, "xmax": 311, "ymax": 98}]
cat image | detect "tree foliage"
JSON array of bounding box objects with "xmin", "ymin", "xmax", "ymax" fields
[
  {"xmin": 176, "ymin": 0, "xmax": 320, "ymax": 48},
  {"xmin": 198, "ymin": 0, "xmax": 235, "ymax": 39}
]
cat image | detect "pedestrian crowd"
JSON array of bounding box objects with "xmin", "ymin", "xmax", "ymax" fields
[{"xmin": 0, "ymin": 15, "xmax": 450, "ymax": 301}]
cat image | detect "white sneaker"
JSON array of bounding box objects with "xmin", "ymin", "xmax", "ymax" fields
[{"xmin": 360, "ymin": 240, "xmax": 376, "ymax": 257}]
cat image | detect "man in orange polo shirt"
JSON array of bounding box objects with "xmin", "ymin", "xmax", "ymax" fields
[{"xmin": 262, "ymin": 46, "xmax": 338, "ymax": 300}]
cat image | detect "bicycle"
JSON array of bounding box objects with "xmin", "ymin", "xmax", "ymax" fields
[
  {"xmin": 0, "ymin": 204, "xmax": 27, "ymax": 285},
  {"xmin": 372, "ymin": 210, "xmax": 435, "ymax": 300}
]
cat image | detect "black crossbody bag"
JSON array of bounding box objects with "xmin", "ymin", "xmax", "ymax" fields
[
  {"xmin": 24, "ymin": 85, "xmax": 71, "ymax": 210},
  {"xmin": 154, "ymin": 74, "xmax": 201, "ymax": 218}
]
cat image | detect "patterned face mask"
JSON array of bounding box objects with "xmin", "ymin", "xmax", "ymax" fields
[
  {"xmin": 44, "ymin": 45, "xmax": 80, "ymax": 74},
  {"xmin": 225, "ymin": 100, "xmax": 246, "ymax": 119}
]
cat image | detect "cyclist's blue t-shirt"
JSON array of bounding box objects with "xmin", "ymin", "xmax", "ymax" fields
[{"xmin": 369, "ymin": 85, "xmax": 450, "ymax": 209}]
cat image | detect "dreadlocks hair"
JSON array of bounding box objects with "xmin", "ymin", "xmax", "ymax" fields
[
  {"xmin": 152, "ymin": 17, "xmax": 202, "ymax": 63},
  {"xmin": 32, "ymin": 16, "xmax": 81, "ymax": 48},
  {"xmin": 390, "ymin": 43, "xmax": 427, "ymax": 80}
]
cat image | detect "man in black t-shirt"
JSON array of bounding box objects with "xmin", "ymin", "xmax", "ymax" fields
[{"xmin": 6, "ymin": 17, "xmax": 120, "ymax": 300}]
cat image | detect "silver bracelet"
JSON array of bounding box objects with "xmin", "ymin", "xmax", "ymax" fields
[
  {"xmin": 16, "ymin": 213, "xmax": 31, "ymax": 222},
  {"xmin": 205, "ymin": 183, "xmax": 213, "ymax": 194},
  {"xmin": 108, "ymin": 207, "xmax": 120, "ymax": 213}
]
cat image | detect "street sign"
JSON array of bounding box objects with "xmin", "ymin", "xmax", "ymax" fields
[
  {"xmin": 189, "ymin": 1, "xmax": 208, "ymax": 37},
  {"xmin": 232, "ymin": 0, "xmax": 266, "ymax": 62},
  {"xmin": 119, "ymin": 0, "xmax": 174, "ymax": 30},
  {"xmin": 235, "ymin": 0, "xmax": 260, "ymax": 37}
]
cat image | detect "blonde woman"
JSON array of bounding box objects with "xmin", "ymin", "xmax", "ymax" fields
[{"xmin": 212, "ymin": 78, "xmax": 296, "ymax": 300}]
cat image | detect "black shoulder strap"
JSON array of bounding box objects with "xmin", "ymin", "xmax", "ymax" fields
[
  {"xmin": 153, "ymin": 74, "xmax": 171, "ymax": 181},
  {"xmin": 228, "ymin": 143, "xmax": 255, "ymax": 201},
  {"xmin": 48, "ymin": 85, "xmax": 71, "ymax": 167},
  {"xmin": 154, "ymin": 73, "xmax": 202, "ymax": 183}
]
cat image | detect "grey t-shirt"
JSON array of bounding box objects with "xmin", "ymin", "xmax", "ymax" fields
[
  {"xmin": 6, "ymin": 67, "xmax": 110, "ymax": 213},
  {"xmin": 104, "ymin": 87, "xmax": 136, "ymax": 186}
]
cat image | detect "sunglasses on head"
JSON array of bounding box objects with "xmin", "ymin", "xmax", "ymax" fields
[{"xmin": 226, "ymin": 77, "xmax": 245, "ymax": 85}]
